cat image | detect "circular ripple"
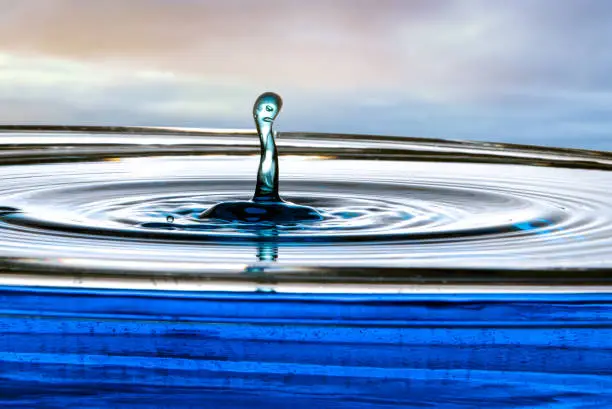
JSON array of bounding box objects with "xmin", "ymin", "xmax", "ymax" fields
[
  {"xmin": 1, "ymin": 180, "xmax": 567, "ymax": 243},
  {"xmin": 0, "ymin": 133, "xmax": 611, "ymax": 276}
]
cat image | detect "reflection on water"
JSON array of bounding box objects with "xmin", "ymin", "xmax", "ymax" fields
[{"xmin": 255, "ymin": 227, "xmax": 279, "ymax": 262}]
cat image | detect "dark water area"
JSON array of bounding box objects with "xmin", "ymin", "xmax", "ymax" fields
[{"xmin": 0, "ymin": 286, "xmax": 611, "ymax": 408}]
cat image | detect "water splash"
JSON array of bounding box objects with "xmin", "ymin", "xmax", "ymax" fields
[
  {"xmin": 0, "ymin": 126, "xmax": 611, "ymax": 272},
  {"xmin": 253, "ymin": 92, "xmax": 282, "ymax": 202},
  {"xmin": 201, "ymin": 92, "xmax": 323, "ymax": 223}
]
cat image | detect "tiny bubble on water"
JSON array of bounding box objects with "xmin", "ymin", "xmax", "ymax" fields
[{"xmin": 166, "ymin": 216, "xmax": 174, "ymax": 223}]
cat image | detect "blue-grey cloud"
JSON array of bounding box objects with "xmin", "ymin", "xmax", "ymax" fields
[{"xmin": 0, "ymin": 0, "xmax": 611, "ymax": 150}]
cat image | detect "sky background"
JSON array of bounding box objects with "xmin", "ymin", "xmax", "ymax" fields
[{"xmin": 0, "ymin": 0, "xmax": 611, "ymax": 150}]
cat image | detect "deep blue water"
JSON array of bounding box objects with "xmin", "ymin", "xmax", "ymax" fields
[{"xmin": 0, "ymin": 286, "xmax": 611, "ymax": 408}]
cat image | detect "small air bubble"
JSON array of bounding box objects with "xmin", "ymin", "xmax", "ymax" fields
[{"xmin": 166, "ymin": 216, "xmax": 174, "ymax": 223}]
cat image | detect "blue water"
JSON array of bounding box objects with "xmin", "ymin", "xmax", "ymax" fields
[{"xmin": 1, "ymin": 286, "xmax": 611, "ymax": 408}]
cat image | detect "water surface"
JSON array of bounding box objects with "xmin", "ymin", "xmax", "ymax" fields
[
  {"xmin": 0, "ymin": 126, "xmax": 611, "ymax": 285},
  {"xmin": 1, "ymin": 127, "xmax": 612, "ymax": 407}
]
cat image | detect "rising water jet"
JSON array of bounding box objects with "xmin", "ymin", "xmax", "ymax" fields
[{"xmin": 200, "ymin": 92, "xmax": 323, "ymax": 224}]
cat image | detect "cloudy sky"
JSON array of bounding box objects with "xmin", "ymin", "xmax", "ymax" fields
[{"xmin": 0, "ymin": 0, "xmax": 611, "ymax": 149}]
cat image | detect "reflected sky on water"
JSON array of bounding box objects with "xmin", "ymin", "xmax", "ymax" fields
[{"xmin": 1, "ymin": 0, "xmax": 611, "ymax": 150}]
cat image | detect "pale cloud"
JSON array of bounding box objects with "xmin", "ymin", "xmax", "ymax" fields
[
  {"xmin": 0, "ymin": 0, "xmax": 611, "ymax": 149},
  {"xmin": 0, "ymin": 0, "xmax": 412, "ymax": 89}
]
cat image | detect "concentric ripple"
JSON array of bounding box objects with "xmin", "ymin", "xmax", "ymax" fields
[
  {"xmin": 0, "ymin": 127, "xmax": 611, "ymax": 283},
  {"xmin": 0, "ymin": 177, "xmax": 570, "ymax": 243}
]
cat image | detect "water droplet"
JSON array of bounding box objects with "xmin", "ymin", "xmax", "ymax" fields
[
  {"xmin": 166, "ymin": 216, "xmax": 174, "ymax": 223},
  {"xmin": 253, "ymin": 92, "xmax": 283, "ymax": 202},
  {"xmin": 200, "ymin": 92, "xmax": 323, "ymax": 224}
]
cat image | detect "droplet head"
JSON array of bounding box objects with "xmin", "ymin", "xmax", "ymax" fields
[{"xmin": 253, "ymin": 92, "xmax": 283, "ymax": 124}]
